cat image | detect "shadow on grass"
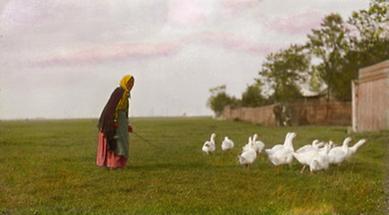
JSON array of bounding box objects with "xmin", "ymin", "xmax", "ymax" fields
[{"xmin": 126, "ymin": 162, "xmax": 235, "ymax": 171}]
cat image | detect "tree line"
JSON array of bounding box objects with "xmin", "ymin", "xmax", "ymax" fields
[{"xmin": 208, "ymin": 0, "xmax": 389, "ymax": 117}]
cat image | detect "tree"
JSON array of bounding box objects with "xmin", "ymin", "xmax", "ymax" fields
[
  {"xmin": 207, "ymin": 85, "xmax": 239, "ymax": 117},
  {"xmin": 334, "ymin": 0, "xmax": 389, "ymax": 100},
  {"xmin": 259, "ymin": 44, "xmax": 309, "ymax": 103},
  {"xmin": 348, "ymin": 0, "xmax": 388, "ymax": 48},
  {"xmin": 307, "ymin": 13, "xmax": 350, "ymax": 101},
  {"xmin": 241, "ymin": 82, "xmax": 268, "ymax": 107}
]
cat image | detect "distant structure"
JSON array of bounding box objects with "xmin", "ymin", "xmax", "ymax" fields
[
  {"xmin": 223, "ymin": 99, "xmax": 351, "ymax": 127},
  {"xmin": 352, "ymin": 60, "xmax": 389, "ymax": 132}
]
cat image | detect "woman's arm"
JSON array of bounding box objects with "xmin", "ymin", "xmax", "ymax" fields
[{"xmin": 98, "ymin": 87, "xmax": 124, "ymax": 148}]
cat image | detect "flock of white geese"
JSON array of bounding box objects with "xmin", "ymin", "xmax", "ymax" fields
[{"xmin": 202, "ymin": 132, "xmax": 367, "ymax": 173}]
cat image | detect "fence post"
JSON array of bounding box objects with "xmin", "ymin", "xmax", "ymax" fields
[{"xmin": 352, "ymin": 80, "xmax": 358, "ymax": 132}]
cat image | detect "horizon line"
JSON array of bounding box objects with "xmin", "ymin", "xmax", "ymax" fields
[{"xmin": 0, "ymin": 115, "xmax": 214, "ymax": 121}]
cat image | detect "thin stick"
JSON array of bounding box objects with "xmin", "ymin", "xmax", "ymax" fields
[{"xmin": 132, "ymin": 131, "xmax": 163, "ymax": 150}]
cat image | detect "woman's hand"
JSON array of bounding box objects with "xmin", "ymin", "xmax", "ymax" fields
[{"xmin": 128, "ymin": 124, "xmax": 133, "ymax": 133}]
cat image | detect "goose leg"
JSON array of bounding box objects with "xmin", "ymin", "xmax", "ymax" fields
[{"xmin": 300, "ymin": 165, "xmax": 306, "ymax": 174}]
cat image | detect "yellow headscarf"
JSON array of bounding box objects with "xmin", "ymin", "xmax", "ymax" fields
[{"xmin": 117, "ymin": 74, "xmax": 133, "ymax": 111}]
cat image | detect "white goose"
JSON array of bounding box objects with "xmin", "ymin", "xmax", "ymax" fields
[
  {"xmin": 309, "ymin": 143, "xmax": 331, "ymax": 172},
  {"xmin": 202, "ymin": 133, "xmax": 216, "ymax": 154},
  {"xmin": 296, "ymin": 140, "xmax": 323, "ymax": 153},
  {"xmin": 238, "ymin": 138, "xmax": 257, "ymax": 167},
  {"xmin": 326, "ymin": 141, "xmax": 335, "ymax": 150},
  {"xmin": 242, "ymin": 136, "xmax": 254, "ymax": 152},
  {"xmin": 221, "ymin": 136, "xmax": 234, "ymax": 151},
  {"xmin": 293, "ymin": 139, "xmax": 323, "ymax": 173},
  {"xmin": 251, "ymin": 134, "xmax": 265, "ymax": 154},
  {"xmin": 346, "ymin": 139, "xmax": 367, "ymax": 160},
  {"xmin": 265, "ymin": 133, "xmax": 291, "ymax": 156},
  {"xmin": 266, "ymin": 132, "xmax": 296, "ymax": 166},
  {"xmin": 328, "ymin": 137, "xmax": 352, "ymax": 165}
]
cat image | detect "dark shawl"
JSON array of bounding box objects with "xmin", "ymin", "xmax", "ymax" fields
[{"xmin": 98, "ymin": 87, "xmax": 124, "ymax": 150}]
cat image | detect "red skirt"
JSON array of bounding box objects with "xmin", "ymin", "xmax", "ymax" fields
[{"xmin": 96, "ymin": 131, "xmax": 127, "ymax": 168}]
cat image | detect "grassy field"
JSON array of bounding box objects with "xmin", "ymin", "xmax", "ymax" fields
[{"xmin": 0, "ymin": 117, "xmax": 388, "ymax": 214}]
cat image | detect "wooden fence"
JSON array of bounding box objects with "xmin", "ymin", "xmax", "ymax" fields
[
  {"xmin": 222, "ymin": 100, "xmax": 351, "ymax": 126},
  {"xmin": 352, "ymin": 60, "xmax": 389, "ymax": 132}
]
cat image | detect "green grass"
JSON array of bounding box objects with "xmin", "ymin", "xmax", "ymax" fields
[{"xmin": 0, "ymin": 117, "xmax": 388, "ymax": 214}]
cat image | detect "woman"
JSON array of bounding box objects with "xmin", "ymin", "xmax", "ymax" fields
[{"xmin": 96, "ymin": 74, "xmax": 134, "ymax": 169}]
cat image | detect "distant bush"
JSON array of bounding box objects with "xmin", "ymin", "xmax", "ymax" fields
[{"xmin": 207, "ymin": 85, "xmax": 240, "ymax": 117}]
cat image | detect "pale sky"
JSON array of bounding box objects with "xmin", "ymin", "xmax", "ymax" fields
[{"xmin": 0, "ymin": 0, "xmax": 369, "ymax": 119}]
